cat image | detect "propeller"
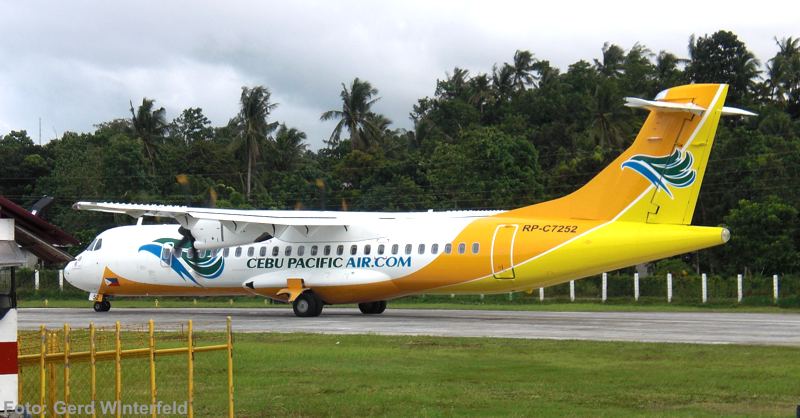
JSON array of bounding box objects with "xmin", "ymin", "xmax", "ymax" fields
[{"xmin": 175, "ymin": 226, "xmax": 200, "ymax": 260}]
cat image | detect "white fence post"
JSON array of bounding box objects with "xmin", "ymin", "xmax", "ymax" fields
[
  {"xmin": 59, "ymin": 269, "xmax": 64, "ymax": 291},
  {"xmin": 569, "ymin": 280, "xmax": 575, "ymax": 302},
  {"xmin": 34, "ymin": 269, "xmax": 40, "ymax": 291},
  {"xmin": 538, "ymin": 287, "xmax": 544, "ymax": 302},
  {"xmin": 633, "ymin": 272, "xmax": 640, "ymax": 301},
  {"xmin": 480, "ymin": 294, "xmax": 484, "ymax": 301},
  {"xmin": 773, "ymin": 274, "xmax": 779, "ymax": 303},
  {"xmin": 508, "ymin": 292, "xmax": 513, "ymax": 301},
  {"xmin": 737, "ymin": 274, "xmax": 743, "ymax": 303},
  {"xmin": 667, "ymin": 273, "xmax": 673, "ymax": 303},
  {"xmin": 701, "ymin": 273, "xmax": 708, "ymax": 303},
  {"xmin": 601, "ymin": 273, "xmax": 607, "ymax": 302}
]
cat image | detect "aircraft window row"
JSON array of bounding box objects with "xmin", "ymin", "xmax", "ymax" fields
[{"xmin": 217, "ymin": 242, "xmax": 481, "ymax": 258}]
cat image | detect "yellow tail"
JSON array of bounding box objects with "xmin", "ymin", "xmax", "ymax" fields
[{"xmin": 511, "ymin": 83, "xmax": 728, "ymax": 225}]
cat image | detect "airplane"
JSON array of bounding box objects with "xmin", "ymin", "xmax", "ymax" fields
[{"xmin": 64, "ymin": 83, "xmax": 754, "ymax": 317}]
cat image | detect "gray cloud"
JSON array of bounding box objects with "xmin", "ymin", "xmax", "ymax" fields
[{"xmin": 1, "ymin": 0, "xmax": 798, "ymax": 148}]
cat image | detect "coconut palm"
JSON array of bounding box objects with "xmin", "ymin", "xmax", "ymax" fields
[
  {"xmin": 510, "ymin": 49, "xmax": 538, "ymax": 90},
  {"xmin": 492, "ymin": 64, "xmax": 515, "ymax": 102},
  {"xmin": 767, "ymin": 37, "xmax": 800, "ymax": 116},
  {"xmin": 320, "ymin": 78, "xmax": 383, "ymax": 150},
  {"xmin": 237, "ymin": 86, "xmax": 278, "ymax": 200},
  {"xmin": 129, "ymin": 98, "xmax": 167, "ymax": 175},
  {"xmin": 594, "ymin": 43, "xmax": 626, "ymax": 78},
  {"xmin": 270, "ymin": 124, "xmax": 308, "ymax": 171}
]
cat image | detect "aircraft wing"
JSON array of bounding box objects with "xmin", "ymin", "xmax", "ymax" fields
[
  {"xmin": 73, "ymin": 201, "xmax": 405, "ymax": 226},
  {"xmin": 73, "ymin": 201, "xmax": 495, "ymax": 225}
]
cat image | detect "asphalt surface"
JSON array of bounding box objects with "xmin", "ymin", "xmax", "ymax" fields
[{"xmin": 16, "ymin": 307, "xmax": 800, "ymax": 346}]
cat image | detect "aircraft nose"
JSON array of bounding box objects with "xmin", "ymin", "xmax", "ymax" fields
[{"xmin": 64, "ymin": 256, "xmax": 95, "ymax": 292}]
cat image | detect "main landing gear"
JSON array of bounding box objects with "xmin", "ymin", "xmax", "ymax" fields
[
  {"xmin": 93, "ymin": 299, "xmax": 111, "ymax": 312},
  {"xmin": 292, "ymin": 291, "xmax": 324, "ymax": 317},
  {"xmin": 358, "ymin": 301, "xmax": 387, "ymax": 314}
]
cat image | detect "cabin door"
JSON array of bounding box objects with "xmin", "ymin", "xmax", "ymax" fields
[{"xmin": 491, "ymin": 224, "xmax": 518, "ymax": 279}]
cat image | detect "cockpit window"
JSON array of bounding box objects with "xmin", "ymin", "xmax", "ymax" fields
[{"xmin": 86, "ymin": 239, "xmax": 97, "ymax": 251}]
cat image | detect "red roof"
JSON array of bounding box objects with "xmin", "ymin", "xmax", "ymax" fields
[{"xmin": 0, "ymin": 196, "xmax": 78, "ymax": 264}]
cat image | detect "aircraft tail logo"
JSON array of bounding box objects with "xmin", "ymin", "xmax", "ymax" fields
[{"xmin": 621, "ymin": 149, "xmax": 696, "ymax": 199}]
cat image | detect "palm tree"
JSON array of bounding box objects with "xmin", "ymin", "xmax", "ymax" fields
[
  {"xmin": 436, "ymin": 67, "xmax": 470, "ymax": 100},
  {"xmin": 270, "ymin": 124, "xmax": 308, "ymax": 171},
  {"xmin": 320, "ymin": 78, "xmax": 383, "ymax": 150},
  {"xmin": 129, "ymin": 98, "xmax": 167, "ymax": 176},
  {"xmin": 594, "ymin": 42, "xmax": 626, "ymax": 78},
  {"xmin": 492, "ymin": 64, "xmax": 515, "ymax": 102},
  {"xmin": 510, "ymin": 49, "xmax": 538, "ymax": 90},
  {"xmin": 238, "ymin": 86, "xmax": 278, "ymax": 200},
  {"xmin": 767, "ymin": 37, "xmax": 800, "ymax": 116}
]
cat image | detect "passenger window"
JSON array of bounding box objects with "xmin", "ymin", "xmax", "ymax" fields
[
  {"xmin": 324, "ymin": 245, "xmax": 331, "ymax": 256},
  {"xmin": 472, "ymin": 243, "xmax": 480, "ymax": 254},
  {"xmin": 259, "ymin": 247, "xmax": 267, "ymax": 257},
  {"xmin": 350, "ymin": 245, "xmax": 357, "ymax": 255},
  {"xmin": 431, "ymin": 244, "xmax": 439, "ymax": 254},
  {"xmin": 223, "ymin": 248, "xmax": 230, "ymax": 257},
  {"xmin": 458, "ymin": 243, "xmax": 466, "ymax": 254},
  {"xmin": 235, "ymin": 247, "xmax": 242, "ymax": 257},
  {"xmin": 311, "ymin": 245, "xmax": 318, "ymax": 256},
  {"xmin": 418, "ymin": 244, "xmax": 425, "ymax": 255},
  {"xmin": 285, "ymin": 246, "xmax": 292, "ymax": 257},
  {"xmin": 405, "ymin": 244, "xmax": 412, "ymax": 255},
  {"xmin": 247, "ymin": 247, "xmax": 254, "ymax": 257},
  {"xmin": 364, "ymin": 245, "xmax": 371, "ymax": 255},
  {"xmin": 391, "ymin": 244, "xmax": 399, "ymax": 255},
  {"xmin": 337, "ymin": 245, "xmax": 344, "ymax": 256},
  {"xmin": 272, "ymin": 246, "xmax": 279, "ymax": 257},
  {"xmin": 298, "ymin": 246, "xmax": 305, "ymax": 256},
  {"xmin": 94, "ymin": 239, "xmax": 103, "ymax": 251},
  {"xmin": 377, "ymin": 244, "xmax": 385, "ymax": 255},
  {"xmin": 444, "ymin": 243, "xmax": 452, "ymax": 254}
]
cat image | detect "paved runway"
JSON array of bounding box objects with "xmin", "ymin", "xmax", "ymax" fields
[{"xmin": 17, "ymin": 307, "xmax": 800, "ymax": 346}]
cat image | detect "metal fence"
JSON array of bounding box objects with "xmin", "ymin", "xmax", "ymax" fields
[{"xmin": 16, "ymin": 319, "xmax": 233, "ymax": 417}]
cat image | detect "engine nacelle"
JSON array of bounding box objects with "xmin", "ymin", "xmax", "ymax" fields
[{"xmin": 190, "ymin": 219, "xmax": 270, "ymax": 250}]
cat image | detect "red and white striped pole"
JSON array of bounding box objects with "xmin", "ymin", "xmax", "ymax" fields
[
  {"xmin": 1, "ymin": 218, "xmax": 20, "ymax": 413},
  {"xmin": 0, "ymin": 308, "xmax": 18, "ymax": 412}
]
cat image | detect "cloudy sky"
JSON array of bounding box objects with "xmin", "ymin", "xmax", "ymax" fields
[{"xmin": 1, "ymin": 0, "xmax": 798, "ymax": 149}]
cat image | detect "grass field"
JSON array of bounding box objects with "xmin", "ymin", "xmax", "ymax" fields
[
  {"xmin": 17, "ymin": 320, "xmax": 800, "ymax": 416},
  {"xmin": 210, "ymin": 333, "xmax": 800, "ymax": 416}
]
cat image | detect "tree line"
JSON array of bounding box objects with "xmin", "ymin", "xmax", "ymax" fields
[{"xmin": 2, "ymin": 30, "xmax": 800, "ymax": 276}]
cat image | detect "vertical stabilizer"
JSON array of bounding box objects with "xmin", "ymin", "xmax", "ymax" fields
[{"xmin": 509, "ymin": 84, "xmax": 728, "ymax": 225}]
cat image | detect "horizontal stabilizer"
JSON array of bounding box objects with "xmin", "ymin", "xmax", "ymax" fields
[
  {"xmin": 721, "ymin": 106, "xmax": 757, "ymax": 117},
  {"xmin": 624, "ymin": 97, "xmax": 706, "ymax": 115}
]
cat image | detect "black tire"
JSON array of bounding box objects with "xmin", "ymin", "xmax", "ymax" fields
[
  {"xmin": 358, "ymin": 301, "xmax": 387, "ymax": 314},
  {"xmin": 293, "ymin": 292, "xmax": 323, "ymax": 317},
  {"xmin": 93, "ymin": 300, "xmax": 111, "ymax": 312}
]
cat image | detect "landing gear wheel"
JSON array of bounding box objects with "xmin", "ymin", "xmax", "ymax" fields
[
  {"xmin": 358, "ymin": 301, "xmax": 387, "ymax": 314},
  {"xmin": 292, "ymin": 292, "xmax": 323, "ymax": 317},
  {"xmin": 93, "ymin": 300, "xmax": 111, "ymax": 312}
]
